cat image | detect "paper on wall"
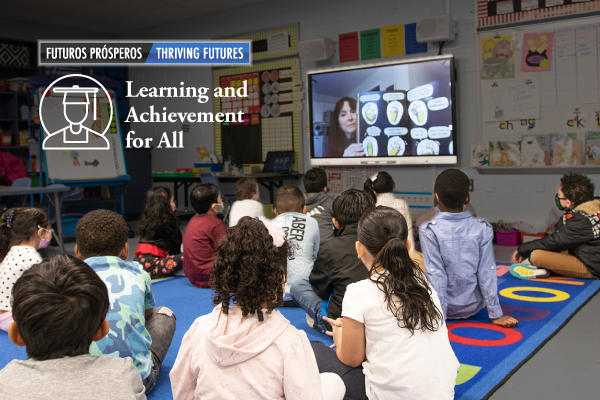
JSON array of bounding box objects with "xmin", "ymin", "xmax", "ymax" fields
[
  {"xmin": 494, "ymin": 119, "xmax": 538, "ymax": 134},
  {"xmin": 563, "ymin": 111, "xmax": 589, "ymax": 134},
  {"xmin": 481, "ymin": 79, "xmax": 540, "ymax": 122}
]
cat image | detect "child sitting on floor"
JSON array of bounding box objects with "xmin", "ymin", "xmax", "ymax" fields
[
  {"xmin": 75, "ymin": 209, "xmax": 176, "ymax": 395},
  {"xmin": 420, "ymin": 169, "xmax": 517, "ymax": 327},
  {"xmin": 290, "ymin": 189, "xmax": 375, "ymax": 333},
  {"xmin": 0, "ymin": 207, "xmax": 50, "ymax": 333},
  {"xmin": 0, "ymin": 254, "xmax": 146, "ymax": 399},
  {"xmin": 182, "ymin": 184, "xmax": 226, "ymax": 288},
  {"xmin": 272, "ymin": 186, "xmax": 320, "ymax": 306},
  {"xmin": 134, "ymin": 186, "xmax": 183, "ymax": 279},
  {"xmin": 363, "ymin": 171, "xmax": 414, "ymax": 249},
  {"xmin": 313, "ymin": 206, "xmax": 459, "ymax": 400},
  {"xmin": 229, "ymin": 177, "xmax": 265, "ymax": 227},
  {"xmin": 170, "ymin": 217, "xmax": 345, "ymax": 400},
  {"xmin": 304, "ymin": 167, "xmax": 335, "ymax": 245},
  {"xmin": 512, "ymin": 173, "xmax": 600, "ymax": 279}
]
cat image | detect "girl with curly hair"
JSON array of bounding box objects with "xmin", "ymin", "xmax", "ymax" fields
[
  {"xmin": 0, "ymin": 207, "xmax": 50, "ymax": 332},
  {"xmin": 312, "ymin": 206, "xmax": 459, "ymax": 400},
  {"xmin": 170, "ymin": 217, "xmax": 345, "ymax": 400},
  {"xmin": 134, "ymin": 186, "xmax": 183, "ymax": 278}
]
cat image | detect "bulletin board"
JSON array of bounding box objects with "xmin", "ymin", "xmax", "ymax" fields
[
  {"xmin": 221, "ymin": 23, "xmax": 298, "ymax": 61},
  {"xmin": 213, "ymin": 58, "xmax": 302, "ymax": 171},
  {"xmin": 37, "ymin": 88, "xmax": 127, "ymax": 181},
  {"xmin": 476, "ymin": 14, "xmax": 600, "ymax": 147}
]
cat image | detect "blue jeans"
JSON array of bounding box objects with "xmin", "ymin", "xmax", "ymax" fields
[{"xmin": 290, "ymin": 279, "xmax": 329, "ymax": 333}]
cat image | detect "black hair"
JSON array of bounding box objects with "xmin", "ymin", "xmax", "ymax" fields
[
  {"xmin": 434, "ymin": 169, "xmax": 470, "ymax": 210},
  {"xmin": 138, "ymin": 186, "xmax": 179, "ymax": 238},
  {"xmin": 363, "ymin": 171, "xmax": 395, "ymax": 201},
  {"xmin": 235, "ymin": 178, "xmax": 259, "ymax": 200},
  {"xmin": 332, "ymin": 189, "xmax": 375, "ymax": 228},
  {"xmin": 274, "ymin": 186, "xmax": 305, "ymax": 214},
  {"xmin": 304, "ymin": 168, "xmax": 328, "ymax": 194},
  {"xmin": 11, "ymin": 254, "xmax": 109, "ymax": 360},
  {"xmin": 190, "ymin": 183, "xmax": 220, "ymax": 214},
  {"xmin": 211, "ymin": 217, "xmax": 292, "ymax": 321},
  {"xmin": 358, "ymin": 206, "xmax": 443, "ymax": 335},
  {"xmin": 326, "ymin": 97, "xmax": 357, "ymax": 157},
  {"xmin": 75, "ymin": 209, "xmax": 128, "ymax": 259},
  {"xmin": 0, "ymin": 208, "xmax": 49, "ymax": 261},
  {"xmin": 560, "ymin": 173, "xmax": 595, "ymax": 207}
]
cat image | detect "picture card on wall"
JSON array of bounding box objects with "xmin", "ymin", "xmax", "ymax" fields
[
  {"xmin": 481, "ymin": 35, "xmax": 515, "ymax": 80},
  {"xmin": 481, "ymin": 79, "xmax": 541, "ymax": 122},
  {"xmin": 549, "ymin": 133, "xmax": 576, "ymax": 159},
  {"xmin": 381, "ymin": 24, "xmax": 405, "ymax": 58},
  {"xmin": 552, "ymin": 140, "xmax": 582, "ymax": 166},
  {"xmin": 585, "ymin": 131, "xmax": 600, "ymax": 165},
  {"xmin": 563, "ymin": 111, "xmax": 589, "ymax": 134},
  {"xmin": 404, "ymin": 23, "xmax": 427, "ymax": 55},
  {"xmin": 339, "ymin": 32, "xmax": 359, "ymax": 63},
  {"xmin": 489, "ymin": 141, "xmax": 521, "ymax": 166},
  {"xmin": 471, "ymin": 142, "xmax": 490, "ymax": 167},
  {"xmin": 521, "ymin": 33, "xmax": 553, "ymax": 71},
  {"xmin": 521, "ymin": 0, "xmax": 539, "ymax": 10},
  {"xmin": 521, "ymin": 134, "xmax": 550, "ymax": 166},
  {"xmin": 360, "ymin": 29, "xmax": 381, "ymax": 60}
]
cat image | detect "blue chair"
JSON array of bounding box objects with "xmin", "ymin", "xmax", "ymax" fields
[
  {"xmin": 8, "ymin": 177, "xmax": 32, "ymax": 207},
  {"xmin": 199, "ymin": 171, "xmax": 236, "ymax": 223}
]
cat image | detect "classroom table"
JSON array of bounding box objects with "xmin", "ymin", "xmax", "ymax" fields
[
  {"xmin": 0, "ymin": 185, "xmax": 69, "ymax": 253},
  {"xmin": 152, "ymin": 172, "xmax": 303, "ymax": 211}
]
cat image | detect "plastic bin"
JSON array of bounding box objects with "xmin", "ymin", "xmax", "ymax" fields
[
  {"xmin": 494, "ymin": 229, "xmax": 521, "ymax": 246},
  {"xmin": 520, "ymin": 231, "xmax": 547, "ymax": 243},
  {"xmin": 194, "ymin": 163, "xmax": 223, "ymax": 172}
]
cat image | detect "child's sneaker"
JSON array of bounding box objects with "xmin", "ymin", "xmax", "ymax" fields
[
  {"xmin": 306, "ymin": 314, "xmax": 326, "ymax": 334},
  {"xmin": 510, "ymin": 263, "xmax": 550, "ymax": 279}
]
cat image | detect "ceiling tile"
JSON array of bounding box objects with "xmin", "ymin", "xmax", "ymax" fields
[
  {"xmin": 28, "ymin": 15, "xmax": 96, "ymax": 30},
  {"xmin": 61, "ymin": 0, "xmax": 165, "ymax": 23}
]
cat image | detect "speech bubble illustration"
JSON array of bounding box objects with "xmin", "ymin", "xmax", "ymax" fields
[
  {"xmin": 428, "ymin": 126, "xmax": 451, "ymax": 139},
  {"xmin": 363, "ymin": 136, "xmax": 378, "ymax": 157},
  {"xmin": 382, "ymin": 92, "xmax": 405, "ymax": 101},
  {"xmin": 366, "ymin": 126, "xmax": 381, "ymax": 136},
  {"xmin": 359, "ymin": 94, "xmax": 381, "ymax": 102},
  {"xmin": 388, "ymin": 136, "xmax": 405, "ymax": 156},
  {"xmin": 427, "ymin": 97, "xmax": 449, "ymax": 111},
  {"xmin": 411, "ymin": 128, "xmax": 428, "ymax": 140},
  {"xmin": 407, "ymin": 84, "xmax": 434, "ymax": 102},
  {"xmin": 408, "ymin": 100, "xmax": 428, "ymax": 126},
  {"xmin": 417, "ymin": 139, "xmax": 440, "ymax": 155},
  {"xmin": 387, "ymin": 101, "xmax": 403, "ymax": 125},
  {"xmin": 362, "ymin": 102, "xmax": 378, "ymax": 125},
  {"xmin": 384, "ymin": 127, "xmax": 408, "ymax": 136}
]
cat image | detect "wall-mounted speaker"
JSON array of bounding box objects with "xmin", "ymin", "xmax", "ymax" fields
[
  {"xmin": 298, "ymin": 38, "xmax": 334, "ymax": 62},
  {"xmin": 416, "ymin": 15, "xmax": 456, "ymax": 43}
]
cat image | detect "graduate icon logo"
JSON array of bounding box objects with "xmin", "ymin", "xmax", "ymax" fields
[{"xmin": 40, "ymin": 74, "xmax": 114, "ymax": 150}]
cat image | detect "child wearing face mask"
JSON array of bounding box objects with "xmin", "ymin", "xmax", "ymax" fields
[
  {"xmin": 182, "ymin": 184, "xmax": 226, "ymax": 288},
  {"xmin": 0, "ymin": 207, "xmax": 51, "ymax": 332},
  {"xmin": 134, "ymin": 186, "xmax": 183, "ymax": 279}
]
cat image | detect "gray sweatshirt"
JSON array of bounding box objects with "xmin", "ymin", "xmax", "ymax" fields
[
  {"xmin": 0, "ymin": 355, "xmax": 146, "ymax": 400},
  {"xmin": 305, "ymin": 192, "xmax": 335, "ymax": 245}
]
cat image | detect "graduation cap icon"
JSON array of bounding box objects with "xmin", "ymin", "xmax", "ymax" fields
[{"xmin": 43, "ymin": 84, "xmax": 110, "ymax": 151}]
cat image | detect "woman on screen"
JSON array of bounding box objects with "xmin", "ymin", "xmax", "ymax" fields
[{"xmin": 325, "ymin": 97, "xmax": 364, "ymax": 158}]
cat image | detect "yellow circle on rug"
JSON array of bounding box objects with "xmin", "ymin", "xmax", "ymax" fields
[{"xmin": 500, "ymin": 287, "xmax": 570, "ymax": 302}]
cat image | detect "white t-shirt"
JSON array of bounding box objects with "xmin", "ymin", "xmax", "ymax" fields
[
  {"xmin": 228, "ymin": 199, "xmax": 265, "ymax": 227},
  {"xmin": 342, "ymin": 276, "xmax": 459, "ymax": 400},
  {"xmin": 0, "ymin": 246, "xmax": 43, "ymax": 311}
]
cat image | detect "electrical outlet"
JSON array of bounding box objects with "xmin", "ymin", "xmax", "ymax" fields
[{"xmin": 469, "ymin": 179, "xmax": 474, "ymax": 192}]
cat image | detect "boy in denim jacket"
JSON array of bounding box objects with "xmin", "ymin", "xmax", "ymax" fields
[{"xmin": 420, "ymin": 169, "xmax": 518, "ymax": 327}]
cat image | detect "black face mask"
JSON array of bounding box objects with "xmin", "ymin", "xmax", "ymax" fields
[{"xmin": 555, "ymin": 193, "xmax": 566, "ymax": 211}]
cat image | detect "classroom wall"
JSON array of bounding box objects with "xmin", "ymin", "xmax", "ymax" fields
[
  {"xmin": 123, "ymin": 0, "xmax": 600, "ymax": 224},
  {"xmin": 0, "ymin": 18, "xmax": 108, "ymax": 41}
]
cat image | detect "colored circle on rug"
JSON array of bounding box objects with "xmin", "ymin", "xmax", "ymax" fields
[
  {"xmin": 448, "ymin": 322, "xmax": 523, "ymax": 347},
  {"xmin": 500, "ymin": 287, "xmax": 570, "ymax": 302}
]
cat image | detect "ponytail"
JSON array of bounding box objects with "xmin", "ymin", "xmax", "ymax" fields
[
  {"xmin": 358, "ymin": 206, "xmax": 443, "ymax": 335},
  {"xmin": 0, "ymin": 208, "xmax": 50, "ymax": 261},
  {"xmin": 363, "ymin": 179, "xmax": 377, "ymax": 202}
]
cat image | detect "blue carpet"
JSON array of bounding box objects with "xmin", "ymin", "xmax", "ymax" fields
[{"xmin": 0, "ymin": 266, "xmax": 598, "ymax": 400}]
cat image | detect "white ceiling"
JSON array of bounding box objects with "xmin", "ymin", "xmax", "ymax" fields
[{"xmin": 0, "ymin": 0, "xmax": 267, "ymax": 36}]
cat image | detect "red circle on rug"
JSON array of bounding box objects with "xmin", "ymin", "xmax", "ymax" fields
[{"xmin": 447, "ymin": 322, "xmax": 522, "ymax": 347}]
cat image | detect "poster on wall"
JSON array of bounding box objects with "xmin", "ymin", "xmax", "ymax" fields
[
  {"xmin": 481, "ymin": 35, "xmax": 515, "ymax": 80},
  {"xmin": 521, "ymin": 33, "xmax": 553, "ymax": 71},
  {"xmin": 381, "ymin": 24, "xmax": 405, "ymax": 58},
  {"xmin": 339, "ymin": 32, "xmax": 359, "ymax": 63},
  {"xmin": 481, "ymin": 79, "xmax": 540, "ymax": 122}
]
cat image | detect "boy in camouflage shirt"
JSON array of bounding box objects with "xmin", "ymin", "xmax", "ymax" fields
[{"xmin": 75, "ymin": 210, "xmax": 176, "ymax": 395}]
